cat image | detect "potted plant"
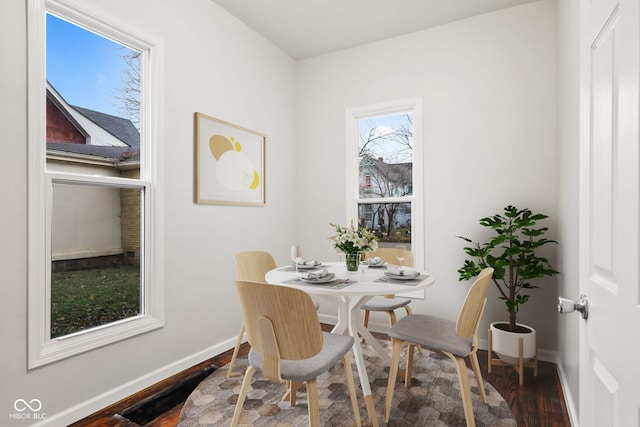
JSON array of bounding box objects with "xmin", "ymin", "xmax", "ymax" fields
[{"xmin": 457, "ymin": 205, "xmax": 560, "ymax": 371}]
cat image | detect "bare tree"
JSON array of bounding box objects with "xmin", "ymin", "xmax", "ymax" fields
[
  {"xmin": 358, "ymin": 113, "xmax": 413, "ymax": 162},
  {"xmin": 113, "ymin": 48, "xmax": 140, "ymax": 130},
  {"xmin": 359, "ymin": 158, "xmax": 412, "ymax": 238}
]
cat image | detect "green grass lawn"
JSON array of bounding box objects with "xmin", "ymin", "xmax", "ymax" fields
[{"xmin": 51, "ymin": 265, "xmax": 141, "ymax": 338}]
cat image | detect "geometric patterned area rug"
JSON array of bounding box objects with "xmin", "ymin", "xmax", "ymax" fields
[{"xmin": 179, "ymin": 340, "xmax": 516, "ymax": 427}]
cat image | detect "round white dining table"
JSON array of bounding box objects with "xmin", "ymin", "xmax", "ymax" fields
[{"xmin": 265, "ymin": 261, "xmax": 435, "ymax": 427}]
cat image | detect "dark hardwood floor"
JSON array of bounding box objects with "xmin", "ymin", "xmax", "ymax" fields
[{"xmin": 72, "ymin": 326, "xmax": 571, "ymax": 426}]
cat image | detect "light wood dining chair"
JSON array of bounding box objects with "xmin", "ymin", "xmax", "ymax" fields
[
  {"xmin": 228, "ymin": 251, "xmax": 277, "ymax": 378},
  {"xmin": 362, "ymin": 247, "xmax": 415, "ymax": 328},
  {"xmin": 383, "ymin": 267, "xmax": 494, "ymax": 427},
  {"xmin": 229, "ymin": 250, "xmax": 320, "ymax": 378},
  {"xmin": 231, "ymin": 280, "xmax": 361, "ymax": 427}
]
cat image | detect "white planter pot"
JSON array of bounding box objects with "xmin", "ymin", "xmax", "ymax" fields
[{"xmin": 489, "ymin": 321, "xmax": 536, "ymax": 365}]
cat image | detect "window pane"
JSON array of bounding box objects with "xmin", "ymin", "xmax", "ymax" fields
[
  {"xmin": 50, "ymin": 182, "xmax": 142, "ymax": 338},
  {"xmin": 358, "ymin": 202, "xmax": 412, "ymax": 244},
  {"xmin": 358, "ymin": 113, "xmax": 413, "ymax": 198},
  {"xmin": 46, "ymin": 13, "xmax": 141, "ymax": 163}
]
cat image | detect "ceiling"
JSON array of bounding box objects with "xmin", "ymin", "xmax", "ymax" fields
[{"xmin": 210, "ymin": 0, "xmax": 538, "ymax": 59}]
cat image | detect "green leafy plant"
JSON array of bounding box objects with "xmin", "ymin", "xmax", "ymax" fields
[{"xmin": 457, "ymin": 205, "xmax": 560, "ymax": 332}]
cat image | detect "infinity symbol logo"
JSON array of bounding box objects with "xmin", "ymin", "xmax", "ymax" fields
[{"xmin": 14, "ymin": 399, "xmax": 42, "ymax": 412}]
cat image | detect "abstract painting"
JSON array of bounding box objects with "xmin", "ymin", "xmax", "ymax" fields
[{"xmin": 195, "ymin": 113, "xmax": 266, "ymax": 206}]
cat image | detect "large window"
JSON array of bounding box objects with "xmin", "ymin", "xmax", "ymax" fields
[
  {"xmin": 28, "ymin": 0, "xmax": 164, "ymax": 367},
  {"xmin": 346, "ymin": 98, "xmax": 424, "ymax": 294},
  {"xmin": 358, "ymin": 112, "xmax": 414, "ymax": 243}
]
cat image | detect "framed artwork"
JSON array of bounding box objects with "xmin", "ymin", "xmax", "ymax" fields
[{"xmin": 195, "ymin": 112, "xmax": 266, "ymax": 206}]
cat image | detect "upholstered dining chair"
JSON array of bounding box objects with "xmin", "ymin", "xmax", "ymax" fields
[
  {"xmin": 383, "ymin": 267, "xmax": 494, "ymax": 427},
  {"xmin": 229, "ymin": 251, "xmax": 320, "ymax": 378},
  {"xmin": 362, "ymin": 247, "xmax": 415, "ymax": 328},
  {"xmin": 231, "ymin": 280, "xmax": 362, "ymax": 427},
  {"xmin": 227, "ymin": 251, "xmax": 277, "ymax": 378}
]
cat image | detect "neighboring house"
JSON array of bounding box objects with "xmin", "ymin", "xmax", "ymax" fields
[
  {"xmin": 46, "ymin": 81, "xmax": 141, "ymax": 269},
  {"xmin": 360, "ymin": 155, "xmax": 412, "ymax": 198},
  {"xmin": 359, "ymin": 155, "xmax": 412, "ymax": 238},
  {"xmin": 46, "ymin": 80, "xmax": 139, "ymax": 155}
]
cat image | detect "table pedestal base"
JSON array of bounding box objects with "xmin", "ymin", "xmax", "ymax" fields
[{"xmin": 320, "ymin": 294, "xmax": 382, "ymax": 427}]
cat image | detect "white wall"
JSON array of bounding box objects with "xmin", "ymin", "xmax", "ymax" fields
[
  {"xmin": 295, "ymin": 0, "xmax": 560, "ymax": 352},
  {"xmin": 556, "ymin": 0, "xmax": 581, "ymax": 423},
  {"xmin": 1, "ymin": 0, "xmax": 297, "ymax": 425}
]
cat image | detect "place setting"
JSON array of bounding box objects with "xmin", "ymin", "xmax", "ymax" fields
[
  {"xmin": 277, "ymin": 259, "xmax": 326, "ymax": 272},
  {"xmin": 277, "ymin": 245, "xmax": 327, "ymax": 272},
  {"xmin": 284, "ymin": 268, "xmax": 354, "ymax": 289},
  {"xmin": 374, "ymin": 265, "xmax": 430, "ymax": 285},
  {"xmin": 361, "ymin": 256, "xmax": 387, "ymax": 268}
]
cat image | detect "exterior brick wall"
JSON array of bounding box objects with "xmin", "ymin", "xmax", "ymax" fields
[
  {"xmin": 120, "ymin": 169, "xmax": 141, "ymax": 266},
  {"xmin": 52, "ymin": 254, "xmax": 123, "ymax": 272}
]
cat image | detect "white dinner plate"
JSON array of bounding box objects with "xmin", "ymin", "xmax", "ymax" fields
[
  {"xmin": 383, "ymin": 271, "xmax": 421, "ymax": 281},
  {"xmin": 300, "ymin": 274, "xmax": 335, "ymax": 283}
]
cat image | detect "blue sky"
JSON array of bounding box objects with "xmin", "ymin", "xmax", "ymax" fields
[{"xmin": 46, "ymin": 13, "xmax": 132, "ymax": 117}]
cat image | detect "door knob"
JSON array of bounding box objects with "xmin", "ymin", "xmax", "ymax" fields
[{"xmin": 557, "ymin": 294, "xmax": 588, "ymax": 319}]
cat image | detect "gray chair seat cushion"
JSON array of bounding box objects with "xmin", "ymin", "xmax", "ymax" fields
[
  {"xmin": 361, "ymin": 296, "xmax": 411, "ymax": 311},
  {"xmin": 389, "ymin": 314, "xmax": 472, "ymax": 357},
  {"xmin": 249, "ymin": 332, "xmax": 354, "ymax": 382}
]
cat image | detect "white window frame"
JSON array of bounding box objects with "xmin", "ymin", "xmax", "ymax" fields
[
  {"xmin": 27, "ymin": 0, "xmax": 165, "ymax": 368},
  {"xmin": 345, "ymin": 98, "xmax": 424, "ymax": 297}
]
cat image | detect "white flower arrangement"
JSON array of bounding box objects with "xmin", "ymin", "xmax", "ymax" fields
[{"xmin": 328, "ymin": 221, "xmax": 378, "ymax": 255}]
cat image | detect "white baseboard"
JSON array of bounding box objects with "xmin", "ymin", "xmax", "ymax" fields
[
  {"xmin": 556, "ymin": 357, "xmax": 579, "ymax": 427},
  {"xmin": 31, "ymin": 337, "xmax": 239, "ymax": 427}
]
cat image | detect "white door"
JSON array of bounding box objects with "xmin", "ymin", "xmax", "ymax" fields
[{"xmin": 580, "ymin": 0, "xmax": 640, "ymax": 425}]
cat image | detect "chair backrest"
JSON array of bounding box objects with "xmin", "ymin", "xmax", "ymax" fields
[
  {"xmin": 455, "ymin": 267, "xmax": 494, "ymax": 338},
  {"xmin": 234, "ymin": 251, "xmax": 277, "ymax": 282},
  {"xmin": 235, "ymin": 280, "xmax": 324, "ymax": 381},
  {"xmin": 365, "ymin": 247, "xmax": 414, "ymax": 267}
]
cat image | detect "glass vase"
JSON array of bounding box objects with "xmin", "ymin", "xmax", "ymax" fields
[{"xmin": 345, "ymin": 253, "xmax": 360, "ymax": 272}]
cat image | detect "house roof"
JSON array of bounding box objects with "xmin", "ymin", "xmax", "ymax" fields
[
  {"xmin": 46, "ymin": 81, "xmax": 140, "ymax": 163},
  {"xmin": 46, "ymin": 141, "xmax": 138, "ymax": 163},
  {"xmin": 72, "ymin": 106, "xmax": 140, "ymax": 150}
]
